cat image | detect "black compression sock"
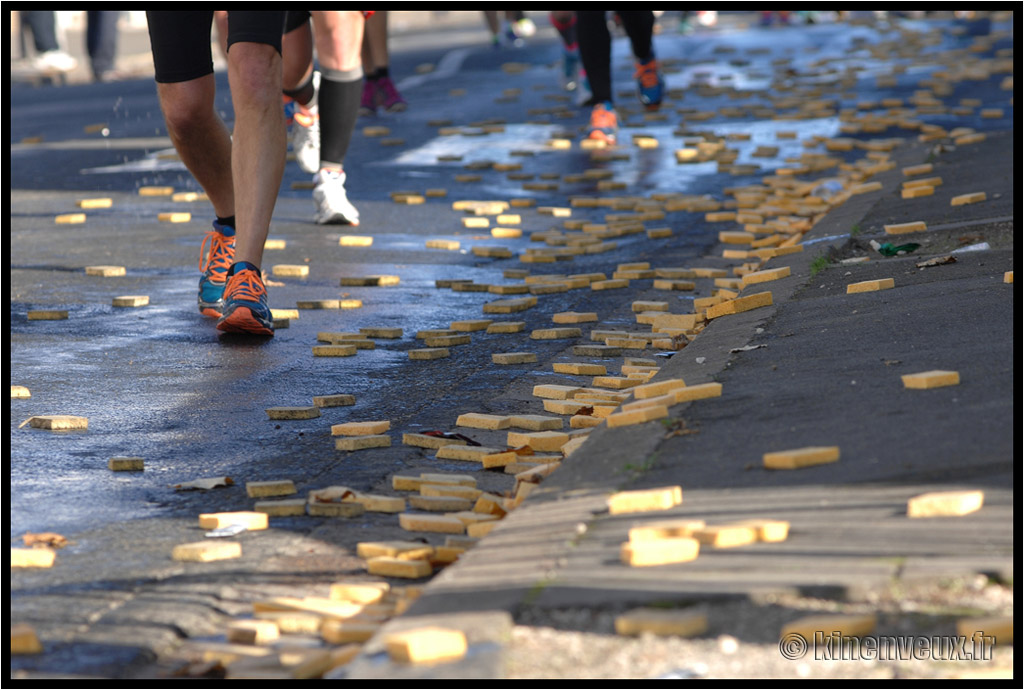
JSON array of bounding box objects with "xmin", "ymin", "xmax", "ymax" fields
[{"xmin": 319, "ymin": 68, "xmax": 363, "ymax": 167}]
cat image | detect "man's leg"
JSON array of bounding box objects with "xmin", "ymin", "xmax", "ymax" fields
[
  {"xmin": 362, "ymin": 11, "xmax": 405, "ymax": 113},
  {"xmin": 282, "ymin": 15, "xmax": 314, "ymax": 97},
  {"xmin": 310, "ymin": 11, "xmax": 364, "ymax": 226},
  {"xmin": 617, "ymin": 11, "xmax": 663, "ymax": 110},
  {"xmin": 148, "ymin": 11, "xmax": 237, "ymax": 318},
  {"xmin": 157, "ymin": 76, "xmax": 239, "ymax": 318},
  {"xmin": 21, "ymin": 11, "xmax": 60, "ymax": 53},
  {"xmin": 550, "ymin": 11, "xmax": 582, "ymax": 92},
  {"xmin": 225, "ymin": 41, "xmax": 284, "ymax": 272},
  {"xmin": 576, "ymin": 11, "xmax": 619, "ymax": 145},
  {"xmin": 156, "ymin": 76, "xmax": 234, "ymax": 218},
  {"xmin": 86, "ymin": 10, "xmax": 119, "ymax": 81},
  {"xmin": 577, "ymin": 11, "xmax": 613, "ymax": 105},
  {"xmin": 216, "ymin": 11, "xmax": 287, "ymax": 335},
  {"xmin": 282, "ymin": 14, "xmax": 319, "ymax": 174}
]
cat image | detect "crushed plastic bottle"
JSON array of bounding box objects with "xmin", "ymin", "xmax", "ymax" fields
[{"xmin": 870, "ymin": 240, "xmax": 920, "ymax": 257}]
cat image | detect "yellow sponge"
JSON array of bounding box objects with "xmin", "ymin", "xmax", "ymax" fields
[
  {"xmin": 385, "ymin": 627, "xmax": 467, "ymax": 664},
  {"xmin": 901, "ymin": 370, "xmax": 959, "ymax": 389},
  {"xmin": 620, "ymin": 537, "xmax": 699, "ymax": 566},
  {"xmin": 763, "ymin": 446, "xmax": 839, "ymax": 470},
  {"xmin": 608, "ymin": 486, "xmax": 682, "ymax": 515},
  {"xmin": 907, "ymin": 490, "xmax": 983, "ymax": 517}
]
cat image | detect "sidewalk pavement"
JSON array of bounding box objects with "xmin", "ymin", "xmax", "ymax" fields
[{"xmin": 340, "ymin": 120, "xmax": 1015, "ymax": 678}]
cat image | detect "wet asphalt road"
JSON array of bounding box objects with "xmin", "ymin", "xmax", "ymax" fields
[
  {"xmin": 12, "ymin": 14, "xmax": 1007, "ymax": 537},
  {"xmin": 9, "ymin": 12, "xmax": 1015, "ymax": 678}
]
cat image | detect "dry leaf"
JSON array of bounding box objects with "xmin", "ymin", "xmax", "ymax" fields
[
  {"xmin": 310, "ymin": 486, "xmax": 357, "ymax": 503},
  {"xmin": 915, "ymin": 255, "xmax": 956, "ymax": 268}
]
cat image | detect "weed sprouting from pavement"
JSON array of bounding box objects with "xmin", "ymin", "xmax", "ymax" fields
[
  {"xmin": 622, "ymin": 453, "xmax": 658, "ymax": 477},
  {"xmin": 810, "ymin": 255, "xmax": 831, "ymax": 277}
]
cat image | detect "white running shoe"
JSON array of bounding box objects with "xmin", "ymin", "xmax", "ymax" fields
[
  {"xmin": 312, "ymin": 169, "xmax": 360, "ymax": 225},
  {"xmin": 33, "ymin": 50, "xmax": 78, "ymax": 73},
  {"xmin": 292, "ymin": 72, "xmax": 321, "ymax": 174}
]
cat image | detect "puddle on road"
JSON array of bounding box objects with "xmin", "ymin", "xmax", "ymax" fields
[
  {"xmin": 386, "ymin": 124, "xmax": 567, "ymax": 168},
  {"xmin": 81, "ymin": 148, "xmax": 185, "ymax": 175},
  {"xmin": 667, "ymin": 63, "xmax": 773, "ymax": 92},
  {"xmin": 385, "ymin": 117, "xmax": 841, "ymax": 199}
]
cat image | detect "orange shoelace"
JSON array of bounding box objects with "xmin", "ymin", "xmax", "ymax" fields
[
  {"xmin": 635, "ymin": 60, "xmax": 660, "ymax": 88},
  {"xmin": 223, "ymin": 268, "xmax": 266, "ymax": 303},
  {"xmin": 199, "ymin": 229, "xmax": 235, "ymax": 277}
]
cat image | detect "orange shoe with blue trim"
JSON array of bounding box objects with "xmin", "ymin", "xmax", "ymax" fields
[
  {"xmin": 198, "ymin": 221, "xmax": 235, "ymax": 318},
  {"xmin": 216, "ymin": 263, "xmax": 274, "ymax": 336},
  {"xmin": 635, "ymin": 57, "xmax": 664, "ymax": 110},
  {"xmin": 587, "ymin": 102, "xmax": 618, "ymax": 146}
]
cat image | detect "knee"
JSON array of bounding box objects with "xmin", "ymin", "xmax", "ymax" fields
[
  {"xmin": 228, "ymin": 43, "xmax": 282, "ymax": 104},
  {"xmin": 158, "ymin": 82, "xmax": 216, "ymax": 137}
]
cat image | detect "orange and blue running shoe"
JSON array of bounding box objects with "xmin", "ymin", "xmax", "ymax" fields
[
  {"xmin": 198, "ymin": 220, "xmax": 235, "ymax": 318},
  {"xmin": 635, "ymin": 57, "xmax": 665, "ymax": 110},
  {"xmin": 216, "ymin": 263, "xmax": 274, "ymax": 336},
  {"xmin": 587, "ymin": 101, "xmax": 618, "ymax": 146}
]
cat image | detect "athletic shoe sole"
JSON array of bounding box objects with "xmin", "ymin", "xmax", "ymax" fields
[
  {"xmin": 315, "ymin": 213, "xmax": 359, "ymax": 226},
  {"xmin": 217, "ymin": 307, "xmax": 274, "ymax": 336}
]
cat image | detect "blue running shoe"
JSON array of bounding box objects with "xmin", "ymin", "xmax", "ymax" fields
[
  {"xmin": 216, "ymin": 263, "xmax": 274, "ymax": 336},
  {"xmin": 635, "ymin": 57, "xmax": 665, "ymax": 111},
  {"xmin": 198, "ymin": 221, "xmax": 235, "ymax": 318}
]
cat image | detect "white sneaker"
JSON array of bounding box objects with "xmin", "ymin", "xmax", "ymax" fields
[
  {"xmin": 313, "ymin": 169, "xmax": 360, "ymax": 225},
  {"xmin": 292, "ymin": 72, "xmax": 321, "ymax": 174},
  {"xmin": 33, "ymin": 50, "xmax": 78, "ymax": 73}
]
